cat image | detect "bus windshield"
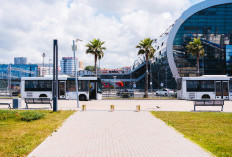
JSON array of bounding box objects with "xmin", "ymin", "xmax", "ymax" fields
[
  {"xmin": 230, "ymin": 79, "xmax": 232, "ymax": 92},
  {"xmin": 97, "ymin": 78, "xmax": 102, "ymax": 93}
]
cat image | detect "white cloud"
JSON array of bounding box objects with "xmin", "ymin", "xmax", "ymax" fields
[{"xmin": 0, "ymin": 0, "xmax": 199, "ymax": 68}]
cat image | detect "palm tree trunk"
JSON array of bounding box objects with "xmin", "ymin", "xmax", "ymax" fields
[
  {"xmin": 95, "ymin": 54, "xmax": 97, "ymax": 76},
  {"xmin": 197, "ymin": 52, "xmax": 200, "ymax": 76},
  {"xmin": 144, "ymin": 54, "xmax": 148, "ymax": 98}
]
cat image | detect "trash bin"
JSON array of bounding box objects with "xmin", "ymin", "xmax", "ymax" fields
[{"xmin": 13, "ymin": 98, "xmax": 21, "ymax": 109}]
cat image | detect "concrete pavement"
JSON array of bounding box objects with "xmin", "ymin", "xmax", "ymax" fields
[{"xmin": 28, "ymin": 100, "xmax": 214, "ymax": 157}]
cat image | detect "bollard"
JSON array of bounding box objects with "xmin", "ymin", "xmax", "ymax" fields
[
  {"xmin": 110, "ymin": 105, "xmax": 115, "ymax": 112},
  {"xmin": 82, "ymin": 105, "xmax": 86, "ymax": 111},
  {"xmin": 136, "ymin": 105, "xmax": 140, "ymax": 112}
]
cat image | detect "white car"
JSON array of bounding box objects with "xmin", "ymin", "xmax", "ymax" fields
[{"xmin": 155, "ymin": 88, "xmax": 175, "ymax": 96}]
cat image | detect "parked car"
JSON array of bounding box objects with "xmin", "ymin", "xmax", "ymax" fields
[
  {"xmin": 155, "ymin": 88, "xmax": 175, "ymax": 96},
  {"xmin": 116, "ymin": 89, "xmax": 134, "ymax": 97}
]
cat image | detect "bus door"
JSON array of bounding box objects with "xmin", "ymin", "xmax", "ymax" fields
[
  {"xmin": 215, "ymin": 81, "xmax": 229, "ymax": 100},
  {"xmin": 89, "ymin": 81, "xmax": 96, "ymax": 99},
  {"xmin": 222, "ymin": 81, "xmax": 229, "ymax": 100},
  {"xmin": 215, "ymin": 81, "xmax": 222, "ymax": 99},
  {"xmin": 59, "ymin": 81, "xmax": 66, "ymax": 99}
]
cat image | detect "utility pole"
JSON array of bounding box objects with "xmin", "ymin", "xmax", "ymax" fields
[
  {"xmin": 49, "ymin": 59, "xmax": 52, "ymax": 75},
  {"xmin": 150, "ymin": 60, "xmax": 153, "ymax": 93},
  {"xmin": 42, "ymin": 53, "xmax": 46, "ymax": 76},
  {"xmin": 72, "ymin": 39, "xmax": 82, "ymax": 108},
  {"xmin": 165, "ymin": 68, "xmax": 167, "ymax": 88},
  {"xmin": 53, "ymin": 40, "xmax": 58, "ymax": 112}
]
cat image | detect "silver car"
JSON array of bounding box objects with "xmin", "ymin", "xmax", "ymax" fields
[{"xmin": 155, "ymin": 88, "xmax": 175, "ymax": 96}]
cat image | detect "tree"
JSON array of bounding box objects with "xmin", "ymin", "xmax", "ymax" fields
[
  {"xmin": 186, "ymin": 38, "xmax": 204, "ymax": 76},
  {"xmin": 86, "ymin": 39, "xmax": 106, "ymax": 75},
  {"xmin": 136, "ymin": 38, "xmax": 155, "ymax": 98},
  {"xmin": 84, "ymin": 65, "xmax": 95, "ymax": 71}
]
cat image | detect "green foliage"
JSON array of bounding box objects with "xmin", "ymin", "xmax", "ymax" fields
[
  {"xmin": 151, "ymin": 112, "xmax": 232, "ymax": 157},
  {"xmin": 186, "ymin": 38, "xmax": 204, "ymax": 57},
  {"xmin": 20, "ymin": 111, "xmax": 45, "ymax": 122},
  {"xmin": 136, "ymin": 38, "xmax": 155, "ymax": 98},
  {"xmin": 136, "ymin": 38, "xmax": 155, "ymax": 59},
  {"xmin": 0, "ymin": 110, "xmax": 45, "ymax": 122},
  {"xmin": 84, "ymin": 65, "xmax": 95, "ymax": 71},
  {"xmin": 0, "ymin": 110, "xmax": 19, "ymax": 120},
  {"xmin": 0, "ymin": 110, "xmax": 75, "ymax": 156},
  {"xmin": 86, "ymin": 39, "xmax": 106, "ymax": 74}
]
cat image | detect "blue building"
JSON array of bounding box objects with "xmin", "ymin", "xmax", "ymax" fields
[
  {"xmin": 100, "ymin": 0, "xmax": 232, "ymax": 90},
  {"xmin": 0, "ymin": 64, "xmax": 38, "ymax": 79},
  {"xmin": 152, "ymin": 0, "xmax": 232, "ymax": 89}
]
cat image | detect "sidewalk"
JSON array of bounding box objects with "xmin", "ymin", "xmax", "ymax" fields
[{"xmin": 29, "ymin": 108, "xmax": 211, "ymax": 157}]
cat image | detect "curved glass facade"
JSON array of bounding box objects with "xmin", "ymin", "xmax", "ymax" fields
[{"xmin": 173, "ymin": 3, "xmax": 232, "ymax": 77}]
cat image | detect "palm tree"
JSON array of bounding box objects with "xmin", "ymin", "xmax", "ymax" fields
[
  {"xmin": 136, "ymin": 38, "xmax": 155, "ymax": 98},
  {"xmin": 86, "ymin": 39, "xmax": 106, "ymax": 75},
  {"xmin": 186, "ymin": 38, "xmax": 204, "ymax": 76}
]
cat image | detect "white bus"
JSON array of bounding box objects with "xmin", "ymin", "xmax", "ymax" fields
[
  {"xmin": 177, "ymin": 75, "xmax": 232, "ymax": 100},
  {"xmin": 21, "ymin": 75, "xmax": 102, "ymax": 101}
]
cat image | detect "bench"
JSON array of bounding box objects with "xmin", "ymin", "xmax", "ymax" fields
[
  {"xmin": 194, "ymin": 100, "xmax": 224, "ymax": 111},
  {"xmin": 0, "ymin": 103, "xmax": 11, "ymax": 109},
  {"xmin": 25, "ymin": 98, "xmax": 52, "ymax": 109}
]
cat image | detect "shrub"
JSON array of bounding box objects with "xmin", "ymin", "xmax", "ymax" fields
[
  {"xmin": 20, "ymin": 111, "xmax": 45, "ymax": 122},
  {"xmin": 0, "ymin": 110, "xmax": 18, "ymax": 120},
  {"xmin": 121, "ymin": 93, "xmax": 130, "ymax": 98}
]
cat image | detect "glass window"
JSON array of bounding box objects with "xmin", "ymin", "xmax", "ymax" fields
[
  {"xmin": 25, "ymin": 80, "xmax": 52, "ymax": 91},
  {"xmin": 187, "ymin": 80, "xmax": 200, "ymax": 92},
  {"xmin": 177, "ymin": 78, "xmax": 182, "ymax": 90},
  {"xmin": 78, "ymin": 80, "xmax": 89, "ymax": 92},
  {"xmin": 230, "ymin": 79, "xmax": 232, "ymax": 92},
  {"xmin": 97, "ymin": 78, "xmax": 102, "ymax": 93},
  {"xmin": 173, "ymin": 3, "xmax": 232, "ymax": 77},
  {"xmin": 66, "ymin": 80, "xmax": 76, "ymax": 92},
  {"xmin": 201, "ymin": 80, "xmax": 214, "ymax": 92}
]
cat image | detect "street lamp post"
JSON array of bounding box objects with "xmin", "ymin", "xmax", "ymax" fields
[
  {"xmin": 42, "ymin": 53, "xmax": 46, "ymax": 76},
  {"xmin": 72, "ymin": 39, "xmax": 82, "ymax": 108},
  {"xmin": 150, "ymin": 59, "xmax": 153, "ymax": 93},
  {"xmin": 113, "ymin": 76, "xmax": 117, "ymax": 92},
  {"xmin": 49, "ymin": 59, "xmax": 52, "ymax": 75}
]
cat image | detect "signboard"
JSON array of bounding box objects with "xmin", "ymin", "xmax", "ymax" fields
[
  {"xmin": 160, "ymin": 82, "xmax": 164, "ymax": 87},
  {"xmin": 133, "ymin": 83, "xmax": 136, "ymax": 88}
]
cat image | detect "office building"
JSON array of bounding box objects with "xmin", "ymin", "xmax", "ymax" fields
[
  {"xmin": 14, "ymin": 57, "xmax": 28, "ymax": 65},
  {"xmin": 60, "ymin": 57, "xmax": 78, "ymax": 76}
]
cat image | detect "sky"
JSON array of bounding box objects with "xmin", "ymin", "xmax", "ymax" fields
[{"xmin": 0, "ymin": 0, "xmax": 204, "ymax": 69}]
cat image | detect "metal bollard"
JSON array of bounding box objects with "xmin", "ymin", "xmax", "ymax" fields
[
  {"xmin": 110, "ymin": 105, "xmax": 115, "ymax": 112},
  {"xmin": 136, "ymin": 105, "xmax": 140, "ymax": 112},
  {"xmin": 82, "ymin": 105, "xmax": 86, "ymax": 111}
]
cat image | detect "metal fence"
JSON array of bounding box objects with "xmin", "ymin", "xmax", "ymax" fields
[{"xmin": 102, "ymin": 90, "xmax": 177, "ymax": 100}]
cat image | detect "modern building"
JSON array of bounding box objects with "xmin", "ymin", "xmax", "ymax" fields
[
  {"xmin": 14, "ymin": 57, "xmax": 28, "ymax": 65},
  {"xmin": 37, "ymin": 64, "xmax": 53, "ymax": 76},
  {"xmin": 152, "ymin": 0, "xmax": 232, "ymax": 89},
  {"xmin": 99, "ymin": 0, "xmax": 232, "ymax": 90},
  {"xmin": 79, "ymin": 61, "xmax": 84, "ymax": 70},
  {"xmin": 0, "ymin": 64, "xmax": 38, "ymax": 79},
  {"xmin": 60, "ymin": 57, "xmax": 78, "ymax": 76}
]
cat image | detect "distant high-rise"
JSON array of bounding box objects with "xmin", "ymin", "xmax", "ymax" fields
[
  {"xmin": 14, "ymin": 57, "xmax": 28, "ymax": 65},
  {"xmin": 60, "ymin": 57, "xmax": 78, "ymax": 76}
]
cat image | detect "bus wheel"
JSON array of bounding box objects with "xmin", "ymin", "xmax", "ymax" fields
[
  {"xmin": 202, "ymin": 94, "xmax": 210, "ymax": 99},
  {"xmin": 79, "ymin": 95, "xmax": 86, "ymax": 101},
  {"xmin": 39, "ymin": 94, "xmax": 47, "ymax": 98}
]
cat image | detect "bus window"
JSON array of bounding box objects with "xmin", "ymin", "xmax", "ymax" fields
[
  {"xmin": 201, "ymin": 81, "xmax": 214, "ymax": 92},
  {"xmin": 230, "ymin": 79, "xmax": 232, "ymax": 92},
  {"xmin": 187, "ymin": 80, "xmax": 200, "ymax": 92},
  {"xmin": 25, "ymin": 80, "xmax": 52, "ymax": 91},
  {"xmin": 177, "ymin": 78, "xmax": 182, "ymax": 90},
  {"xmin": 66, "ymin": 80, "xmax": 76, "ymax": 92},
  {"xmin": 78, "ymin": 80, "xmax": 89, "ymax": 91},
  {"xmin": 97, "ymin": 80, "xmax": 102, "ymax": 93}
]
